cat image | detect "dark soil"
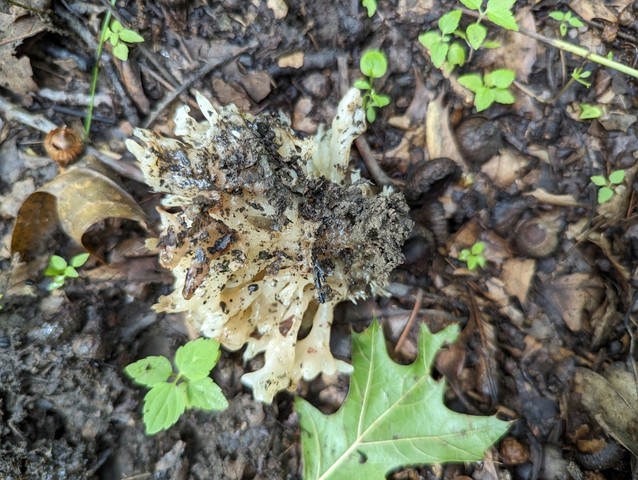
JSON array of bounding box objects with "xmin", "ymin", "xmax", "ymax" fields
[{"xmin": 1, "ymin": 0, "xmax": 638, "ymax": 479}]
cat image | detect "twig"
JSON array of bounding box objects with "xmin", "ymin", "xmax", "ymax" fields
[
  {"xmin": 460, "ymin": 8, "xmax": 638, "ymax": 79},
  {"xmin": 394, "ymin": 288, "xmax": 424, "ymax": 354},
  {"xmin": 0, "ymin": 94, "xmax": 57, "ymax": 132},
  {"xmin": 354, "ymin": 136, "xmax": 402, "ymax": 188},
  {"xmin": 142, "ymin": 41, "xmax": 258, "ymax": 128}
]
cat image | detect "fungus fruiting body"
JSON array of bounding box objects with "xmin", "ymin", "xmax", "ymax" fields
[{"xmin": 126, "ymin": 89, "xmax": 412, "ymax": 402}]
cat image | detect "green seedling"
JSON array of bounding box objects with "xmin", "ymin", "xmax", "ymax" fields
[
  {"xmin": 549, "ymin": 10, "xmax": 584, "ymax": 37},
  {"xmin": 579, "ymin": 103, "xmax": 603, "ymax": 120},
  {"xmin": 125, "ymin": 338, "xmax": 228, "ymax": 435},
  {"xmin": 354, "ymin": 49, "xmax": 391, "ymax": 123},
  {"xmin": 361, "ymin": 0, "xmax": 377, "ymax": 17},
  {"xmin": 419, "ymin": 1, "xmax": 517, "ymax": 73},
  {"xmin": 85, "ymin": 2, "xmax": 144, "ymax": 139},
  {"xmin": 571, "ymin": 67, "xmax": 592, "ymax": 88},
  {"xmin": 44, "ymin": 252, "xmax": 90, "ymax": 290},
  {"xmin": 458, "ymin": 69, "xmax": 516, "ymax": 112},
  {"xmin": 296, "ymin": 321, "xmax": 509, "ymax": 478},
  {"xmin": 590, "ymin": 170, "xmax": 625, "ymax": 204},
  {"xmin": 102, "ymin": 19, "xmax": 144, "ymax": 61},
  {"xmin": 458, "ymin": 241, "xmax": 487, "ymax": 270}
]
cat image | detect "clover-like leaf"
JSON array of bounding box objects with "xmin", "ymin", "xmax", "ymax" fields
[
  {"xmin": 360, "ymin": 50, "xmax": 388, "ymax": 79},
  {"xmin": 458, "ymin": 73, "xmax": 484, "ymax": 93},
  {"xmin": 609, "ymin": 170, "xmax": 625, "ymax": 185},
  {"xmin": 466, "ymin": 22, "xmax": 487, "ymax": 50},
  {"xmin": 113, "ymin": 42, "xmax": 129, "ymax": 61},
  {"xmin": 485, "ymin": 0, "xmax": 518, "ymax": 31},
  {"xmin": 475, "ymin": 87, "xmax": 496, "ymax": 112},
  {"xmin": 125, "ymin": 356, "xmax": 174, "ymax": 388},
  {"xmin": 175, "ymin": 337, "xmax": 221, "ymax": 381},
  {"xmin": 46, "ymin": 255, "xmax": 67, "ymax": 274},
  {"xmin": 493, "ymin": 89, "xmax": 516, "ymax": 105},
  {"xmin": 70, "ymin": 252, "xmax": 90, "ymax": 268},
  {"xmin": 63, "ymin": 266, "xmax": 79, "ymax": 278},
  {"xmin": 460, "ymin": 0, "xmax": 482, "ymax": 10},
  {"xmin": 354, "ymin": 79, "xmax": 371, "ymax": 90},
  {"xmin": 186, "ymin": 377, "xmax": 229, "ymax": 410},
  {"xmin": 296, "ymin": 321, "xmax": 510, "ymax": 479},
  {"xmin": 143, "ymin": 382, "xmax": 187, "ymax": 434},
  {"xmin": 598, "ymin": 187, "xmax": 614, "ymax": 204},
  {"xmin": 438, "ymin": 10, "xmax": 462, "ymax": 35},
  {"xmin": 485, "ymin": 69, "xmax": 515, "ymax": 89},
  {"xmin": 119, "ymin": 28, "xmax": 144, "ymax": 43}
]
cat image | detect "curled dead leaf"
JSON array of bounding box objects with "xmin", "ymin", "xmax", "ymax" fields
[{"xmin": 11, "ymin": 156, "xmax": 149, "ymax": 261}]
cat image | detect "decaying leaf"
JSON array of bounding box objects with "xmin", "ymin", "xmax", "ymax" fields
[
  {"xmin": 501, "ymin": 257, "xmax": 535, "ymax": 304},
  {"xmin": 425, "ymin": 93, "xmax": 466, "ymax": 169},
  {"xmin": 11, "ymin": 156, "xmax": 148, "ymax": 260},
  {"xmin": 574, "ymin": 366, "xmax": 638, "ymax": 456},
  {"xmin": 296, "ymin": 321, "xmax": 510, "ymax": 479}
]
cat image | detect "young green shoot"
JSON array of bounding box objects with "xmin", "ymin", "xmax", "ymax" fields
[
  {"xmin": 458, "ymin": 241, "xmax": 487, "ymax": 270},
  {"xmin": 579, "ymin": 103, "xmax": 603, "ymax": 120},
  {"xmin": 570, "ymin": 67, "xmax": 592, "ymax": 88},
  {"xmin": 125, "ymin": 338, "xmax": 228, "ymax": 435},
  {"xmin": 418, "ymin": 10, "xmax": 466, "ymax": 71},
  {"xmin": 85, "ymin": 1, "xmax": 144, "ymax": 139},
  {"xmin": 590, "ymin": 170, "xmax": 625, "ymax": 204},
  {"xmin": 44, "ymin": 252, "xmax": 90, "ymax": 291},
  {"xmin": 361, "ymin": 0, "xmax": 377, "ymax": 17},
  {"xmin": 102, "ymin": 20, "xmax": 144, "ymax": 61},
  {"xmin": 458, "ymin": 69, "xmax": 516, "ymax": 112},
  {"xmin": 354, "ymin": 49, "xmax": 391, "ymax": 123},
  {"xmin": 548, "ymin": 10, "xmax": 584, "ymax": 37}
]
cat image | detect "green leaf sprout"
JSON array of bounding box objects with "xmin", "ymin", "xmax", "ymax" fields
[
  {"xmin": 590, "ymin": 170, "xmax": 625, "ymax": 204},
  {"xmin": 458, "ymin": 69, "xmax": 516, "ymax": 112},
  {"xmin": 102, "ymin": 19, "xmax": 144, "ymax": 61},
  {"xmin": 354, "ymin": 49, "xmax": 391, "ymax": 123},
  {"xmin": 125, "ymin": 338, "xmax": 228, "ymax": 435},
  {"xmin": 458, "ymin": 241, "xmax": 487, "ymax": 270},
  {"xmin": 579, "ymin": 103, "xmax": 603, "ymax": 120},
  {"xmin": 361, "ymin": 0, "xmax": 377, "ymax": 17},
  {"xmin": 43, "ymin": 252, "xmax": 90, "ymax": 290},
  {"xmin": 549, "ymin": 10, "xmax": 584, "ymax": 37}
]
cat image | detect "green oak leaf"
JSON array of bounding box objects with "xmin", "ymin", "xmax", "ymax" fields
[
  {"xmin": 175, "ymin": 337, "xmax": 221, "ymax": 381},
  {"xmin": 296, "ymin": 321, "xmax": 510, "ymax": 479}
]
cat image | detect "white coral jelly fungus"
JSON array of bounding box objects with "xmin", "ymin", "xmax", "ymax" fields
[{"xmin": 126, "ymin": 89, "xmax": 413, "ymax": 402}]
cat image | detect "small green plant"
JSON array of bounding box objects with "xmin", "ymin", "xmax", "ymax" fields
[
  {"xmin": 579, "ymin": 103, "xmax": 603, "ymax": 120},
  {"xmin": 85, "ymin": 1, "xmax": 144, "ymax": 138},
  {"xmin": 101, "ymin": 19, "xmax": 144, "ymax": 61},
  {"xmin": 44, "ymin": 252, "xmax": 90, "ymax": 290},
  {"xmin": 458, "ymin": 69, "xmax": 516, "ymax": 112},
  {"xmin": 458, "ymin": 241, "xmax": 487, "ymax": 270},
  {"xmin": 571, "ymin": 67, "xmax": 592, "ymax": 88},
  {"xmin": 590, "ymin": 170, "xmax": 625, "ymax": 204},
  {"xmin": 361, "ymin": 0, "xmax": 377, "ymax": 17},
  {"xmin": 419, "ymin": 0, "xmax": 517, "ymax": 73},
  {"xmin": 125, "ymin": 338, "xmax": 228, "ymax": 435},
  {"xmin": 548, "ymin": 10, "xmax": 584, "ymax": 37},
  {"xmin": 354, "ymin": 49, "xmax": 391, "ymax": 123}
]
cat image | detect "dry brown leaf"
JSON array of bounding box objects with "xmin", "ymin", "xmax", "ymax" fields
[
  {"xmin": 478, "ymin": 7, "xmax": 537, "ymax": 83},
  {"xmin": 11, "ymin": 157, "xmax": 148, "ymax": 261},
  {"xmin": 501, "ymin": 258, "xmax": 535, "ymax": 304},
  {"xmin": 212, "ymin": 77, "xmax": 251, "ymax": 110},
  {"xmin": 574, "ymin": 366, "xmax": 638, "ymax": 456},
  {"xmin": 277, "ymin": 52, "xmax": 304, "ymax": 69},
  {"xmin": 425, "ymin": 93, "xmax": 466, "ymax": 169},
  {"xmin": 484, "ymin": 278, "xmax": 526, "ymax": 327},
  {"xmin": 0, "ymin": 12, "xmax": 46, "ymax": 96},
  {"xmin": 481, "ymin": 148, "xmax": 529, "ymax": 188},
  {"xmin": 540, "ymin": 273, "xmax": 604, "ymax": 332},
  {"xmin": 569, "ymin": 0, "xmax": 617, "ymax": 22}
]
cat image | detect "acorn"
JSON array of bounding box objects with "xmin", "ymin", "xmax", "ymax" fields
[
  {"xmin": 44, "ymin": 126, "xmax": 84, "ymax": 167},
  {"xmin": 455, "ymin": 116, "xmax": 502, "ymax": 164},
  {"xmin": 514, "ymin": 214, "xmax": 562, "ymax": 258}
]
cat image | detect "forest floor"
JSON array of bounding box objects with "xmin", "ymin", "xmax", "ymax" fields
[{"xmin": 1, "ymin": 0, "xmax": 638, "ymax": 478}]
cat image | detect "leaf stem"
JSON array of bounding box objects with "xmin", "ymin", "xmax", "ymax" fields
[
  {"xmin": 459, "ymin": 7, "xmax": 638, "ymax": 79},
  {"xmin": 84, "ymin": 0, "xmax": 116, "ymax": 140}
]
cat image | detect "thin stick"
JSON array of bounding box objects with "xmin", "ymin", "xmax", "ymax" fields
[{"xmin": 394, "ymin": 288, "xmax": 424, "ymax": 354}]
